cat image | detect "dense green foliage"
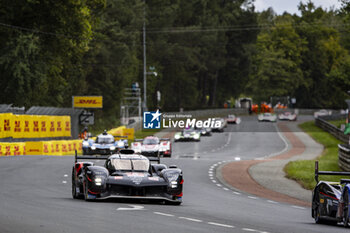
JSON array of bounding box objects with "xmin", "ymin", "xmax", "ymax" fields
[{"xmin": 1, "ymin": 0, "xmax": 350, "ymax": 121}]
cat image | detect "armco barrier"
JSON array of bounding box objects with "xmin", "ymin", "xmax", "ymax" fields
[
  {"xmin": 339, "ymin": 144, "xmax": 350, "ymax": 171},
  {"xmin": 0, "ymin": 140, "xmax": 82, "ymax": 156},
  {"xmin": 315, "ymin": 114, "xmax": 349, "ymax": 143}
]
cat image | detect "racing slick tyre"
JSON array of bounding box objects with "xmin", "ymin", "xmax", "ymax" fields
[
  {"xmin": 344, "ymin": 190, "xmax": 350, "ymax": 227},
  {"xmin": 83, "ymin": 180, "xmax": 92, "ymax": 202},
  {"xmin": 72, "ymin": 169, "xmax": 83, "ymax": 199}
]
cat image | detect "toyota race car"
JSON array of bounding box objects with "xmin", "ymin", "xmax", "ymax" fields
[
  {"xmin": 82, "ymin": 131, "xmax": 128, "ymax": 155},
  {"xmin": 278, "ymin": 112, "xmax": 297, "ymax": 121},
  {"xmin": 312, "ymin": 161, "xmax": 350, "ymax": 226},
  {"xmin": 174, "ymin": 128, "xmax": 201, "ymax": 141},
  {"xmin": 226, "ymin": 114, "xmax": 241, "ymax": 124},
  {"xmin": 72, "ymin": 150, "xmax": 183, "ymax": 205},
  {"xmin": 131, "ymin": 136, "xmax": 172, "ymax": 157},
  {"xmin": 258, "ymin": 113, "xmax": 277, "ymax": 122}
]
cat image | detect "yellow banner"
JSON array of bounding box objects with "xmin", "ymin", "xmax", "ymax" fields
[{"xmin": 73, "ymin": 96, "xmax": 103, "ymax": 108}]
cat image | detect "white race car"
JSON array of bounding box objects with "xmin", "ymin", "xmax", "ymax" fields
[
  {"xmin": 258, "ymin": 113, "xmax": 277, "ymax": 122},
  {"xmin": 131, "ymin": 136, "xmax": 172, "ymax": 157},
  {"xmin": 226, "ymin": 114, "xmax": 241, "ymax": 124},
  {"xmin": 278, "ymin": 112, "xmax": 297, "ymax": 121},
  {"xmin": 314, "ymin": 109, "xmax": 332, "ymax": 118}
]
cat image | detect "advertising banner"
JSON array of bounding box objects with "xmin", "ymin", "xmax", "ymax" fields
[{"xmin": 73, "ymin": 96, "xmax": 103, "ymax": 108}]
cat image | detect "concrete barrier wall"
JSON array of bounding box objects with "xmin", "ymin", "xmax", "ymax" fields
[{"xmin": 0, "ymin": 140, "xmax": 82, "ymax": 156}]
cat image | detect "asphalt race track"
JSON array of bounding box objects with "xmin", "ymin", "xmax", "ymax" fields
[{"xmin": 0, "ymin": 116, "xmax": 349, "ymax": 233}]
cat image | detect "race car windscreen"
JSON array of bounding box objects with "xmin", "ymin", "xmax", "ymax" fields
[
  {"xmin": 96, "ymin": 136, "xmax": 114, "ymax": 144},
  {"xmin": 143, "ymin": 138, "xmax": 159, "ymax": 145},
  {"xmin": 132, "ymin": 159, "xmax": 150, "ymax": 171},
  {"xmin": 110, "ymin": 158, "xmax": 149, "ymax": 172}
]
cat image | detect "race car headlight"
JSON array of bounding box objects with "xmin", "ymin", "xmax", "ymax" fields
[
  {"xmin": 193, "ymin": 134, "xmax": 200, "ymax": 139},
  {"xmin": 95, "ymin": 177, "xmax": 102, "ymax": 186},
  {"xmin": 110, "ymin": 146, "xmax": 116, "ymax": 151},
  {"xmin": 91, "ymin": 146, "xmax": 96, "ymax": 150},
  {"xmin": 82, "ymin": 141, "xmax": 89, "ymax": 147},
  {"xmin": 117, "ymin": 141, "xmax": 124, "ymax": 147},
  {"xmin": 171, "ymin": 181, "xmax": 177, "ymax": 188},
  {"xmin": 174, "ymin": 134, "xmax": 180, "ymax": 140}
]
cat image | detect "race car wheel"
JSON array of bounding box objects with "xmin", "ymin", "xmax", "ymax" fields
[
  {"xmin": 344, "ymin": 190, "xmax": 349, "ymax": 227},
  {"xmin": 72, "ymin": 168, "xmax": 82, "ymax": 199},
  {"xmin": 83, "ymin": 180, "xmax": 89, "ymax": 201},
  {"xmin": 72, "ymin": 174, "xmax": 77, "ymax": 199}
]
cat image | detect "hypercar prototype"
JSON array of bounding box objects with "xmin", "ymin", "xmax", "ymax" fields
[
  {"xmin": 72, "ymin": 150, "xmax": 183, "ymax": 204},
  {"xmin": 131, "ymin": 136, "xmax": 172, "ymax": 158},
  {"xmin": 195, "ymin": 126, "xmax": 212, "ymax": 136},
  {"xmin": 82, "ymin": 131, "xmax": 128, "ymax": 155},
  {"xmin": 211, "ymin": 118, "xmax": 226, "ymax": 132},
  {"xmin": 174, "ymin": 128, "xmax": 201, "ymax": 141},
  {"xmin": 226, "ymin": 114, "xmax": 241, "ymax": 124},
  {"xmin": 314, "ymin": 109, "xmax": 332, "ymax": 118},
  {"xmin": 312, "ymin": 161, "xmax": 350, "ymax": 226},
  {"xmin": 258, "ymin": 113, "xmax": 277, "ymax": 122},
  {"xmin": 278, "ymin": 112, "xmax": 297, "ymax": 121}
]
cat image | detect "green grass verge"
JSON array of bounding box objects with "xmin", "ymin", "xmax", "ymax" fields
[
  {"xmin": 328, "ymin": 119, "xmax": 346, "ymax": 128},
  {"xmin": 284, "ymin": 121, "xmax": 343, "ymax": 190}
]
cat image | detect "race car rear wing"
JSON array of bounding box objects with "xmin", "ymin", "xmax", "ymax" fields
[
  {"xmin": 75, "ymin": 150, "xmax": 110, "ymax": 163},
  {"xmin": 134, "ymin": 139, "xmax": 143, "ymax": 142},
  {"xmin": 160, "ymin": 138, "xmax": 170, "ymax": 141},
  {"xmin": 114, "ymin": 135, "xmax": 128, "ymax": 139},
  {"xmin": 315, "ymin": 161, "xmax": 350, "ymax": 183}
]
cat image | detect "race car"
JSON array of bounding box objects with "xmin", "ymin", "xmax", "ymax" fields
[
  {"xmin": 226, "ymin": 114, "xmax": 241, "ymax": 124},
  {"xmin": 211, "ymin": 118, "xmax": 226, "ymax": 132},
  {"xmin": 131, "ymin": 136, "xmax": 171, "ymax": 157},
  {"xmin": 195, "ymin": 126, "xmax": 212, "ymax": 136},
  {"xmin": 278, "ymin": 112, "xmax": 297, "ymax": 121},
  {"xmin": 312, "ymin": 161, "xmax": 350, "ymax": 226},
  {"xmin": 174, "ymin": 128, "xmax": 201, "ymax": 141},
  {"xmin": 314, "ymin": 109, "xmax": 332, "ymax": 118},
  {"xmin": 258, "ymin": 113, "xmax": 277, "ymax": 122},
  {"xmin": 82, "ymin": 131, "xmax": 128, "ymax": 155},
  {"xmin": 72, "ymin": 149, "xmax": 183, "ymax": 205}
]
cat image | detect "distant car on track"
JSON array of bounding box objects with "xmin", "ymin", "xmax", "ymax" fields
[
  {"xmin": 174, "ymin": 128, "xmax": 201, "ymax": 141},
  {"xmin": 131, "ymin": 136, "xmax": 171, "ymax": 157},
  {"xmin": 82, "ymin": 131, "xmax": 128, "ymax": 155},
  {"xmin": 312, "ymin": 161, "xmax": 350, "ymax": 226},
  {"xmin": 314, "ymin": 109, "xmax": 332, "ymax": 118},
  {"xmin": 258, "ymin": 113, "xmax": 277, "ymax": 122},
  {"xmin": 195, "ymin": 126, "xmax": 212, "ymax": 136},
  {"xmin": 226, "ymin": 114, "xmax": 241, "ymax": 124},
  {"xmin": 211, "ymin": 118, "xmax": 226, "ymax": 132},
  {"xmin": 278, "ymin": 112, "xmax": 297, "ymax": 121},
  {"xmin": 72, "ymin": 150, "xmax": 183, "ymax": 205}
]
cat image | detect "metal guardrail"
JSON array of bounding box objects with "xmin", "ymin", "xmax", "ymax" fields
[
  {"xmin": 339, "ymin": 144, "xmax": 350, "ymax": 171},
  {"xmin": 315, "ymin": 114, "xmax": 349, "ymax": 143}
]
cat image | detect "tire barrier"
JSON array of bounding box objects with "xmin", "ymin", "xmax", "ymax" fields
[
  {"xmin": 339, "ymin": 144, "xmax": 350, "ymax": 172},
  {"xmin": 0, "ymin": 113, "xmax": 71, "ymax": 139},
  {"xmin": 0, "ymin": 140, "xmax": 82, "ymax": 156}
]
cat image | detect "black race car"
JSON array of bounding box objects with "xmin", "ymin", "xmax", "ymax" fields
[
  {"xmin": 312, "ymin": 161, "xmax": 350, "ymax": 226},
  {"xmin": 72, "ymin": 150, "xmax": 183, "ymax": 205}
]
